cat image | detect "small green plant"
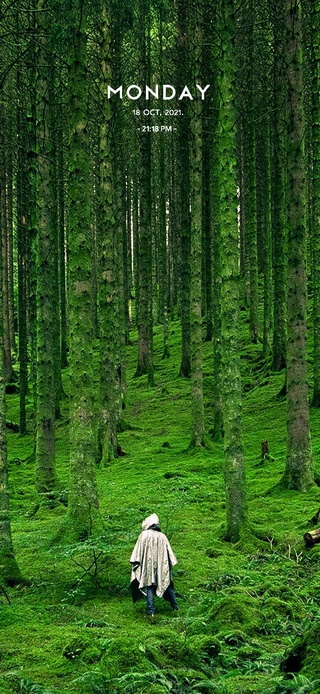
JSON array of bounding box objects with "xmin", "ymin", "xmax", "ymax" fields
[
  {"xmin": 15, "ymin": 679, "xmax": 53, "ymax": 694},
  {"xmin": 265, "ymin": 673, "xmax": 320, "ymax": 694}
]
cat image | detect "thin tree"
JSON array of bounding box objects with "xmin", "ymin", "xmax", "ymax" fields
[
  {"xmin": 0, "ymin": 135, "xmax": 22, "ymax": 584},
  {"xmin": 271, "ymin": 7, "xmax": 287, "ymax": 372},
  {"xmin": 134, "ymin": 0, "xmax": 154, "ymax": 384},
  {"xmin": 35, "ymin": 0, "xmax": 56, "ymax": 497},
  {"xmin": 177, "ymin": 0, "xmax": 191, "ymax": 378},
  {"xmin": 189, "ymin": 0, "xmax": 205, "ymax": 448}
]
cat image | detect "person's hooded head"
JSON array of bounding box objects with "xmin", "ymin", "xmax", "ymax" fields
[{"xmin": 142, "ymin": 513, "xmax": 161, "ymax": 531}]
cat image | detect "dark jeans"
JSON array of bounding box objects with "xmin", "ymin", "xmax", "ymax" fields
[{"xmin": 146, "ymin": 584, "xmax": 178, "ymax": 615}]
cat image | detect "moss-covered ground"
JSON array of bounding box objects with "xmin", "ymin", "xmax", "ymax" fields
[{"xmin": 2, "ymin": 316, "xmax": 320, "ymax": 694}]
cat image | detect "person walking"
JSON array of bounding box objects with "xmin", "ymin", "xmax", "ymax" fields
[{"xmin": 130, "ymin": 513, "xmax": 179, "ymax": 617}]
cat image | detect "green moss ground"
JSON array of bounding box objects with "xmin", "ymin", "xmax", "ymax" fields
[{"xmin": 2, "ymin": 317, "xmax": 320, "ymax": 693}]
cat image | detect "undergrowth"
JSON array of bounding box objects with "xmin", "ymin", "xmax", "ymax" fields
[{"xmin": 1, "ymin": 317, "xmax": 320, "ymax": 694}]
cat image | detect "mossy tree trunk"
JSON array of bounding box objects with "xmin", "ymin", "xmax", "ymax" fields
[
  {"xmin": 310, "ymin": 0, "xmax": 320, "ymax": 407},
  {"xmin": 219, "ymin": 0, "xmax": 247, "ymax": 541},
  {"xmin": 6, "ymin": 137, "xmax": 15, "ymax": 355},
  {"xmin": 202, "ymin": 10, "xmax": 213, "ymax": 344},
  {"xmin": 241, "ymin": 1, "xmax": 259, "ymax": 344},
  {"xmin": 25, "ymin": 5, "xmax": 38, "ymax": 426},
  {"xmin": 281, "ymin": 0, "xmax": 313, "ymax": 491},
  {"xmin": 133, "ymin": 174, "xmax": 140, "ymax": 328},
  {"xmin": 122, "ymin": 174, "xmax": 131, "ymax": 346},
  {"xmin": 16, "ymin": 51, "xmax": 30, "ymax": 436},
  {"xmin": 0, "ymin": 97, "xmax": 13, "ymax": 383},
  {"xmin": 158, "ymin": 8, "xmax": 170, "ymax": 360},
  {"xmin": 57, "ymin": 101, "xmax": 68, "ymax": 370},
  {"xmin": 169, "ymin": 140, "xmax": 179, "ymax": 319},
  {"xmin": 177, "ymin": 0, "xmax": 191, "ymax": 378},
  {"xmin": 134, "ymin": 0, "xmax": 154, "ymax": 385},
  {"xmin": 49, "ymin": 72, "xmax": 62, "ymax": 420},
  {"xmin": 35, "ymin": 0, "xmax": 56, "ymax": 497},
  {"xmin": 66, "ymin": 0, "xmax": 99, "ymax": 538},
  {"xmin": 0, "ymin": 148, "xmax": 22, "ymax": 586},
  {"xmin": 271, "ymin": 10, "xmax": 287, "ymax": 372},
  {"xmin": 257, "ymin": 107, "xmax": 272, "ymax": 359},
  {"xmin": 189, "ymin": 0, "xmax": 205, "ymax": 448},
  {"xmin": 111, "ymin": 22, "xmax": 127, "ymax": 431},
  {"xmin": 211, "ymin": 32, "xmax": 223, "ymax": 441},
  {"xmin": 98, "ymin": 1, "xmax": 118, "ymax": 463}
]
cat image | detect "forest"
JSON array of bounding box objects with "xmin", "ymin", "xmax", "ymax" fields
[{"xmin": 1, "ymin": 0, "xmax": 320, "ymax": 692}]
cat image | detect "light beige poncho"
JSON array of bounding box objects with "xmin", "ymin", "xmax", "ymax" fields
[{"xmin": 130, "ymin": 514, "xmax": 177, "ymax": 598}]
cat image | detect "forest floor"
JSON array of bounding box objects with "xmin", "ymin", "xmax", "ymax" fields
[{"xmin": 2, "ymin": 312, "xmax": 320, "ymax": 694}]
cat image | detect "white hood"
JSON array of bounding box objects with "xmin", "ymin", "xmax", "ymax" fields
[{"xmin": 142, "ymin": 513, "xmax": 159, "ymax": 530}]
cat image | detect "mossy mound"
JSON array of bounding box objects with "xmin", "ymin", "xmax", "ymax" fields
[
  {"xmin": 185, "ymin": 617, "xmax": 211, "ymax": 636},
  {"xmin": 62, "ymin": 635, "xmax": 103, "ymax": 664},
  {"xmin": 188, "ymin": 635, "xmax": 220, "ymax": 662},
  {"xmin": 281, "ymin": 623, "xmax": 320, "ymax": 680},
  {"xmin": 81, "ymin": 645, "xmax": 102, "ymax": 663},
  {"xmin": 102, "ymin": 636, "xmax": 150, "ymax": 675},
  {"xmin": 236, "ymin": 643, "xmax": 263, "ymax": 661},
  {"xmin": 219, "ymin": 629, "xmax": 247, "ymax": 647},
  {"xmin": 208, "ymin": 595, "xmax": 260, "ymax": 635},
  {"xmin": 145, "ymin": 628, "xmax": 202, "ymax": 669},
  {"xmin": 263, "ymin": 597, "xmax": 294, "ymax": 620},
  {"xmin": 62, "ymin": 635, "xmax": 91, "ymax": 659}
]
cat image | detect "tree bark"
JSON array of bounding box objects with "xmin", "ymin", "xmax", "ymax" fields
[
  {"xmin": 35, "ymin": 0, "xmax": 56, "ymax": 497},
  {"xmin": 220, "ymin": 0, "xmax": 247, "ymax": 541},
  {"xmin": 66, "ymin": 0, "xmax": 99, "ymax": 538},
  {"xmin": 189, "ymin": 0, "xmax": 205, "ymax": 448},
  {"xmin": 281, "ymin": 0, "xmax": 313, "ymax": 491}
]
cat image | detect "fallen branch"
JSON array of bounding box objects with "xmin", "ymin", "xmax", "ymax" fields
[{"xmin": 6, "ymin": 420, "xmax": 19, "ymax": 432}]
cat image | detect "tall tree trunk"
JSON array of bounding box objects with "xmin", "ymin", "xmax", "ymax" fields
[
  {"xmin": 241, "ymin": 1, "xmax": 259, "ymax": 344},
  {"xmin": 6, "ymin": 143, "xmax": 15, "ymax": 355},
  {"xmin": 66, "ymin": 0, "xmax": 99, "ymax": 538},
  {"xmin": 189, "ymin": 0, "xmax": 205, "ymax": 448},
  {"xmin": 202, "ymin": 11, "xmax": 213, "ymax": 344},
  {"xmin": 310, "ymin": 0, "xmax": 320, "ymax": 406},
  {"xmin": 49, "ymin": 73, "xmax": 62, "ymax": 419},
  {"xmin": 57, "ymin": 100, "xmax": 68, "ymax": 369},
  {"xmin": 211, "ymin": 42, "xmax": 223, "ymax": 441},
  {"xmin": 0, "ymin": 154, "xmax": 22, "ymax": 586},
  {"xmin": 220, "ymin": 0, "xmax": 247, "ymax": 541},
  {"xmin": 177, "ymin": 0, "xmax": 191, "ymax": 378},
  {"xmin": 271, "ymin": 11, "xmax": 287, "ymax": 371},
  {"xmin": 159, "ymin": 9, "xmax": 170, "ymax": 360},
  {"xmin": 98, "ymin": 3, "xmax": 118, "ymax": 463},
  {"xmin": 134, "ymin": 0, "xmax": 154, "ymax": 384},
  {"xmin": 256, "ymin": 112, "xmax": 272, "ymax": 359},
  {"xmin": 35, "ymin": 0, "xmax": 56, "ymax": 497},
  {"xmin": 16, "ymin": 55, "xmax": 29, "ymax": 437},
  {"xmin": 0, "ymin": 98, "xmax": 12, "ymax": 382},
  {"xmin": 281, "ymin": 0, "xmax": 313, "ymax": 491}
]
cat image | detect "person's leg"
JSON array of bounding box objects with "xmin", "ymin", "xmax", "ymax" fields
[
  {"xmin": 146, "ymin": 585, "xmax": 155, "ymax": 615},
  {"xmin": 164, "ymin": 584, "xmax": 179, "ymax": 610}
]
